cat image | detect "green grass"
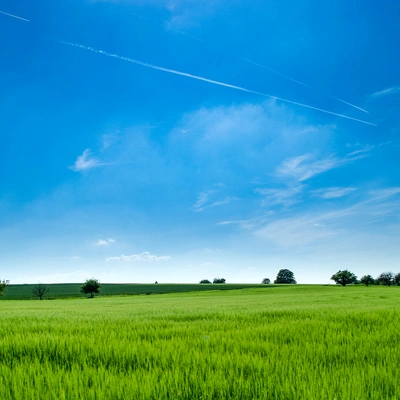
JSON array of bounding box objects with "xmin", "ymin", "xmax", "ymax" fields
[
  {"xmin": 1, "ymin": 283, "xmax": 273, "ymax": 300},
  {"xmin": 0, "ymin": 285, "xmax": 399, "ymax": 399}
]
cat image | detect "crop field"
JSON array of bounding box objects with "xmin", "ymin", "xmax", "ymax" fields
[
  {"xmin": 0, "ymin": 285, "xmax": 399, "ymax": 399},
  {"xmin": 1, "ymin": 283, "xmax": 269, "ymax": 300}
]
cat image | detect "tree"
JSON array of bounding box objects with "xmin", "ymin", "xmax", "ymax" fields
[
  {"xmin": 81, "ymin": 278, "xmax": 101, "ymax": 298},
  {"xmin": 261, "ymin": 278, "xmax": 271, "ymax": 284},
  {"xmin": 395, "ymin": 273, "xmax": 400, "ymax": 286},
  {"xmin": 376, "ymin": 272, "xmax": 394, "ymax": 286},
  {"xmin": 330, "ymin": 270, "xmax": 357, "ymax": 286},
  {"xmin": 274, "ymin": 269, "xmax": 296, "ymax": 284},
  {"xmin": 360, "ymin": 275, "xmax": 375, "ymax": 287},
  {"xmin": 32, "ymin": 283, "xmax": 50, "ymax": 300},
  {"xmin": 213, "ymin": 278, "xmax": 226, "ymax": 284},
  {"xmin": 200, "ymin": 279, "xmax": 212, "ymax": 284},
  {"xmin": 0, "ymin": 279, "xmax": 9, "ymax": 296}
]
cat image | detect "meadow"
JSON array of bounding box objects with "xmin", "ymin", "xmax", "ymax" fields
[{"xmin": 0, "ymin": 285, "xmax": 399, "ymax": 399}]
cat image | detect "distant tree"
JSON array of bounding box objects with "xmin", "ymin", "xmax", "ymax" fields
[
  {"xmin": 360, "ymin": 275, "xmax": 375, "ymax": 287},
  {"xmin": 376, "ymin": 272, "xmax": 394, "ymax": 287},
  {"xmin": 0, "ymin": 279, "xmax": 9, "ymax": 296},
  {"xmin": 274, "ymin": 269, "xmax": 296, "ymax": 284},
  {"xmin": 155, "ymin": 281, "xmax": 158, "ymax": 284},
  {"xmin": 395, "ymin": 273, "xmax": 400, "ymax": 286},
  {"xmin": 200, "ymin": 279, "xmax": 212, "ymax": 284},
  {"xmin": 32, "ymin": 283, "xmax": 50, "ymax": 300},
  {"xmin": 81, "ymin": 278, "xmax": 101, "ymax": 298},
  {"xmin": 213, "ymin": 278, "xmax": 226, "ymax": 284},
  {"xmin": 261, "ymin": 278, "xmax": 271, "ymax": 284},
  {"xmin": 330, "ymin": 270, "xmax": 357, "ymax": 286}
]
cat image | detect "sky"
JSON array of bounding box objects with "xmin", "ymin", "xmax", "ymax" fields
[{"xmin": 1, "ymin": 0, "xmax": 399, "ymax": 284}]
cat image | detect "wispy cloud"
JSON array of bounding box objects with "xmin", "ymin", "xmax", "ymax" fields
[
  {"xmin": 312, "ymin": 187, "xmax": 357, "ymax": 199},
  {"xmin": 106, "ymin": 252, "xmax": 171, "ymax": 262},
  {"xmin": 56, "ymin": 40, "xmax": 376, "ymax": 126},
  {"xmin": 95, "ymin": 238, "xmax": 116, "ymax": 246},
  {"xmin": 256, "ymin": 186, "xmax": 303, "ymax": 207},
  {"xmin": 369, "ymin": 85, "xmax": 400, "ymax": 99},
  {"xmin": 193, "ymin": 190, "xmax": 237, "ymax": 212},
  {"xmin": 0, "ymin": 10, "xmax": 29, "ymax": 22},
  {"xmin": 276, "ymin": 149, "xmax": 370, "ymax": 183},
  {"xmin": 244, "ymin": 58, "xmax": 369, "ymax": 114},
  {"xmin": 69, "ymin": 149, "xmax": 101, "ymax": 172}
]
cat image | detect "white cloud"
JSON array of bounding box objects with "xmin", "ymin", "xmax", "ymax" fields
[
  {"xmin": 193, "ymin": 190, "xmax": 216, "ymax": 212},
  {"xmin": 312, "ymin": 187, "xmax": 357, "ymax": 199},
  {"xmin": 106, "ymin": 252, "xmax": 171, "ymax": 262},
  {"xmin": 69, "ymin": 149, "xmax": 100, "ymax": 172},
  {"xmin": 256, "ymin": 185, "xmax": 303, "ymax": 207},
  {"xmin": 95, "ymin": 238, "xmax": 116, "ymax": 246},
  {"xmin": 276, "ymin": 149, "xmax": 370, "ymax": 183},
  {"xmin": 369, "ymin": 85, "xmax": 400, "ymax": 99}
]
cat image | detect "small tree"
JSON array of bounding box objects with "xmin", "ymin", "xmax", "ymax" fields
[
  {"xmin": 274, "ymin": 269, "xmax": 296, "ymax": 284},
  {"xmin": 81, "ymin": 278, "xmax": 101, "ymax": 298},
  {"xmin": 200, "ymin": 279, "xmax": 212, "ymax": 284},
  {"xmin": 213, "ymin": 278, "xmax": 226, "ymax": 284},
  {"xmin": 261, "ymin": 278, "xmax": 271, "ymax": 284},
  {"xmin": 330, "ymin": 270, "xmax": 357, "ymax": 286},
  {"xmin": 0, "ymin": 280, "xmax": 9, "ymax": 296},
  {"xmin": 394, "ymin": 273, "xmax": 400, "ymax": 286},
  {"xmin": 376, "ymin": 272, "xmax": 394, "ymax": 286},
  {"xmin": 32, "ymin": 283, "xmax": 50, "ymax": 300},
  {"xmin": 360, "ymin": 275, "xmax": 375, "ymax": 287}
]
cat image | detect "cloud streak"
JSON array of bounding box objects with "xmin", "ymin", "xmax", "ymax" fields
[
  {"xmin": 55, "ymin": 40, "xmax": 376, "ymax": 126},
  {"xmin": 368, "ymin": 85, "xmax": 400, "ymax": 99},
  {"xmin": 244, "ymin": 58, "xmax": 369, "ymax": 114},
  {"xmin": 0, "ymin": 10, "xmax": 29, "ymax": 22},
  {"xmin": 69, "ymin": 149, "xmax": 101, "ymax": 172},
  {"xmin": 106, "ymin": 252, "xmax": 171, "ymax": 262}
]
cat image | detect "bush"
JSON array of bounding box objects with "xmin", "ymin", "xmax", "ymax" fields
[{"xmin": 200, "ymin": 279, "xmax": 212, "ymax": 284}]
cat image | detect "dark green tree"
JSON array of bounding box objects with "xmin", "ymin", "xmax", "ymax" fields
[
  {"xmin": 376, "ymin": 272, "xmax": 394, "ymax": 286},
  {"xmin": 331, "ymin": 270, "xmax": 357, "ymax": 286},
  {"xmin": 213, "ymin": 278, "xmax": 226, "ymax": 284},
  {"xmin": 394, "ymin": 273, "xmax": 400, "ymax": 286},
  {"xmin": 274, "ymin": 269, "xmax": 296, "ymax": 284},
  {"xmin": 0, "ymin": 279, "xmax": 9, "ymax": 296},
  {"xmin": 261, "ymin": 278, "xmax": 271, "ymax": 284},
  {"xmin": 200, "ymin": 279, "xmax": 212, "ymax": 284},
  {"xmin": 81, "ymin": 278, "xmax": 101, "ymax": 298},
  {"xmin": 360, "ymin": 275, "xmax": 375, "ymax": 286},
  {"xmin": 32, "ymin": 283, "xmax": 50, "ymax": 300}
]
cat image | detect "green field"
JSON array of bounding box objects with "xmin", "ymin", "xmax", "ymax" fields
[
  {"xmin": 0, "ymin": 285, "xmax": 399, "ymax": 399},
  {"xmin": 1, "ymin": 283, "xmax": 271, "ymax": 300}
]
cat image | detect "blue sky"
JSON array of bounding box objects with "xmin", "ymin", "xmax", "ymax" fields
[{"xmin": 1, "ymin": 0, "xmax": 399, "ymax": 284}]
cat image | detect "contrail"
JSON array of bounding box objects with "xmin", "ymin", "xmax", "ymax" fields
[
  {"xmin": 132, "ymin": 12, "xmax": 203, "ymax": 42},
  {"xmin": 0, "ymin": 10, "xmax": 29, "ymax": 22},
  {"xmin": 244, "ymin": 58, "xmax": 369, "ymax": 114},
  {"xmin": 56, "ymin": 40, "xmax": 376, "ymax": 126}
]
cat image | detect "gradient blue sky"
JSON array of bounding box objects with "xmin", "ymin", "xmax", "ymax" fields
[{"xmin": 1, "ymin": 0, "xmax": 399, "ymax": 284}]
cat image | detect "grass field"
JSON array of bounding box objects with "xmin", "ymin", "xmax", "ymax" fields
[
  {"xmin": 1, "ymin": 283, "xmax": 271, "ymax": 300},
  {"xmin": 0, "ymin": 285, "xmax": 399, "ymax": 399}
]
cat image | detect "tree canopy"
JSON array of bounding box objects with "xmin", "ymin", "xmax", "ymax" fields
[
  {"xmin": 376, "ymin": 272, "xmax": 394, "ymax": 286},
  {"xmin": 32, "ymin": 283, "xmax": 50, "ymax": 300},
  {"xmin": 274, "ymin": 269, "xmax": 296, "ymax": 284},
  {"xmin": 360, "ymin": 275, "xmax": 375, "ymax": 286},
  {"xmin": 330, "ymin": 270, "xmax": 357, "ymax": 286},
  {"xmin": 81, "ymin": 278, "xmax": 101, "ymax": 298},
  {"xmin": 0, "ymin": 280, "xmax": 9, "ymax": 296},
  {"xmin": 261, "ymin": 278, "xmax": 271, "ymax": 284},
  {"xmin": 213, "ymin": 278, "xmax": 226, "ymax": 284}
]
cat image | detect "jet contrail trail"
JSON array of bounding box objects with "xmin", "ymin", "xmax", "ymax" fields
[
  {"xmin": 56, "ymin": 40, "xmax": 376, "ymax": 126},
  {"xmin": 132, "ymin": 12, "xmax": 203, "ymax": 42},
  {"xmin": 0, "ymin": 10, "xmax": 29, "ymax": 22},
  {"xmin": 244, "ymin": 58, "xmax": 369, "ymax": 114}
]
